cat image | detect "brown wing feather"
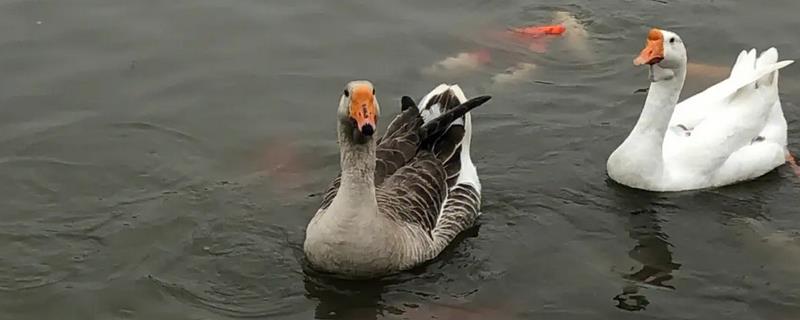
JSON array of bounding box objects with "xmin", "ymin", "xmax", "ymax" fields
[
  {"xmin": 426, "ymin": 92, "xmax": 467, "ymax": 189},
  {"xmin": 443, "ymin": 146, "xmax": 462, "ymax": 188},
  {"xmin": 374, "ymin": 107, "xmax": 424, "ymax": 186},
  {"xmin": 318, "ymin": 174, "xmax": 340, "ymax": 211},
  {"xmin": 431, "ymin": 183, "xmax": 481, "ymax": 251},
  {"xmin": 376, "ymin": 151, "xmax": 448, "ymax": 233}
]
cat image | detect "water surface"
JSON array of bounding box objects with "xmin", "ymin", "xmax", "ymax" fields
[{"xmin": 1, "ymin": 0, "xmax": 799, "ymax": 319}]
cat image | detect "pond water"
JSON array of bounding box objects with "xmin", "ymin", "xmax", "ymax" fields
[{"xmin": 1, "ymin": 0, "xmax": 799, "ymax": 319}]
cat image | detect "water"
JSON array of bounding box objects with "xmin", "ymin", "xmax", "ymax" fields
[{"xmin": 1, "ymin": 0, "xmax": 799, "ymax": 319}]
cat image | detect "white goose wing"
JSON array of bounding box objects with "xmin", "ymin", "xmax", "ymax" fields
[
  {"xmin": 669, "ymin": 49, "xmax": 760, "ymax": 131},
  {"xmin": 665, "ymin": 57, "xmax": 793, "ymax": 174}
]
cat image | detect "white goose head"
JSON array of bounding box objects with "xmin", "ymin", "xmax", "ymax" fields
[
  {"xmin": 634, "ymin": 28, "xmax": 687, "ymax": 74},
  {"xmin": 338, "ymin": 80, "xmax": 380, "ymax": 142}
]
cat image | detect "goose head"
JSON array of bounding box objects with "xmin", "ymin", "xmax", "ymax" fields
[
  {"xmin": 338, "ymin": 80, "xmax": 380, "ymax": 142},
  {"xmin": 634, "ymin": 28, "xmax": 687, "ymax": 79}
]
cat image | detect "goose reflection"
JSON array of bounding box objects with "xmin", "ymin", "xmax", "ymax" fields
[
  {"xmin": 303, "ymin": 272, "xmax": 391, "ymax": 320},
  {"xmin": 622, "ymin": 208, "xmax": 681, "ymax": 289},
  {"xmin": 613, "ymin": 207, "xmax": 681, "ymax": 311},
  {"xmin": 608, "ymin": 185, "xmax": 681, "ymax": 311}
]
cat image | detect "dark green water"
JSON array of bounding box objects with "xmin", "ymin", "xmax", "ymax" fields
[{"xmin": 1, "ymin": 0, "xmax": 798, "ymax": 319}]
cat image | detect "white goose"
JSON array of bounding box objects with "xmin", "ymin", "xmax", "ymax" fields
[
  {"xmin": 304, "ymin": 81, "xmax": 489, "ymax": 278},
  {"xmin": 608, "ymin": 28, "xmax": 794, "ymax": 192}
]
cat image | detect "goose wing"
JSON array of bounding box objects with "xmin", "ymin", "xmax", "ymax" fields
[
  {"xmin": 667, "ymin": 58, "xmax": 793, "ymax": 172},
  {"xmin": 376, "ymin": 91, "xmax": 489, "ymax": 233}
]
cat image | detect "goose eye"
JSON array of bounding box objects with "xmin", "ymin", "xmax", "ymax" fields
[
  {"xmin": 669, "ymin": 38, "xmax": 676, "ymax": 44},
  {"xmin": 372, "ymin": 88, "xmax": 376, "ymax": 95},
  {"xmin": 343, "ymin": 89, "xmax": 349, "ymax": 97}
]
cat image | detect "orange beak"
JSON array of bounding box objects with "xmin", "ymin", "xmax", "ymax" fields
[
  {"xmin": 349, "ymin": 84, "xmax": 377, "ymax": 136},
  {"xmin": 634, "ymin": 28, "xmax": 665, "ymax": 66}
]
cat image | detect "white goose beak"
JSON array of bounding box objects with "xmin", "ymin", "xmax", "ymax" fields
[{"xmin": 634, "ymin": 28, "xmax": 665, "ymax": 66}]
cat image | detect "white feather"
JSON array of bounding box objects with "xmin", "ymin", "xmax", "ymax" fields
[{"xmin": 417, "ymin": 84, "xmax": 482, "ymax": 194}]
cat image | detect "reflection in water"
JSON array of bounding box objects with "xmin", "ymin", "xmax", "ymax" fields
[
  {"xmin": 607, "ymin": 184, "xmax": 681, "ymax": 311},
  {"xmin": 613, "ymin": 285, "xmax": 649, "ymax": 312},
  {"xmin": 614, "ymin": 208, "xmax": 682, "ymax": 311},
  {"xmin": 303, "ymin": 271, "xmax": 398, "ymax": 320},
  {"xmin": 623, "ymin": 208, "xmax": 681, "ymax": 289},
  {"xmin": 304, "ymin": 273, "xmax": 508, "ymax": 320}
]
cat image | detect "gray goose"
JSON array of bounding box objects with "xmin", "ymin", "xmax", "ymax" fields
[{"xmin": 304, "ymin": 81, "xmax": 490, "ymax": 278}]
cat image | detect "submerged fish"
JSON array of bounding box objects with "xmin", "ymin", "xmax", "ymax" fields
[
  {"xmin": 552, "ymin": 11, "xmax": 591, "ymax": 60},
  {"xmin": 507, "ymin": 24, "xmax": 566, "ymax": 53},
  {"xmin": 421, "ymin": 50, "xmax": 491, "ymax": 77},
  {"xmin": 510, "ymin": 24, "xmax": 566, "ymax": 37},
  {"xmin": 491, "ymin": 62, "xmax": 538, "ymax": 88}
]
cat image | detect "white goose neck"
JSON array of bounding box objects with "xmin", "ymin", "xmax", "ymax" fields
[
  {"xmin": 633, "ymin": 65, "xmax": 686, "ymax": 136},
  {"xmin": 609, "ymin": 64, "xmax": 687, "ymax": 189}
]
